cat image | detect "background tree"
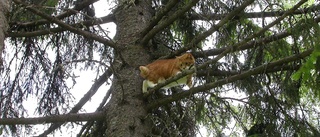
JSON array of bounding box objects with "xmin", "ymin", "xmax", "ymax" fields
[{"xmin": 0, "ymin": 0, "xmax": 320, "ymax": 136}]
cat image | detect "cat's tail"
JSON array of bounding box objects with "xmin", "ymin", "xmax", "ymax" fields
[{"xmin": 139, "ymin": 66, "xmax": 149, "ymax": 78}]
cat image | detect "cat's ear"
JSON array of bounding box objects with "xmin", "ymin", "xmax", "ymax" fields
[
  {"xmin": 139, "ymin": 66, "xmax": 149, "ymax": 77},
  {"xmin": 139, "ymin": 66, "xmax": 148, "ymax": 72},
  {"xmin": 185, "ymin": 53, "xmax": 193, "ymax": 58},
  {"xmin": 176, "ymin": 54, "xmax": 184, "ymax": 59}
]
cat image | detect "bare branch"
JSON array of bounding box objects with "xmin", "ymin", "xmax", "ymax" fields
[
  {"xmin": 8, "ymin": 14, "xmax": 115, "ymax": 37},
  {"xmin": 64, "ymin": 59, "xmax": 109, "ymax": 67},
  {"xmin": 12, "ymin": 0, "xmax": 117, "ymax": 49},
  {"xmin": 38, "ymin": 69, "xmax": 112, "ymax": 136},
  {"xmin": 78, "ymin": 86, "xmax": 113, "ymax": 135},
  {"xmin": 147, "ymin": 49, "xmax": 313, "ymax": 110},
  {"xmin": 0, "ymin": 112, "xmax": 105, "ymax": 125},
  {"xmin": 70, "ymin": 69, "xmax": 111, "ymax": 113},
  {"xmin": 140, "ymin": 0, "xmax": 200, "ymax": 45}
]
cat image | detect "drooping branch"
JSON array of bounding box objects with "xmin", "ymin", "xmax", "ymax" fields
[
  {"xmin": 12, "ymin": 0, "xmax": 117, "ymax": 49},
  {"xmin": 162, "ymin": 0, "xmax": 255, "ymax": 59},
  {"xmin": 190, "ymin": 4, "xmax": 320, "ymax": 20},
  {"xmin": 0, "ymin": 112, "xmax": 105, "ymax": 125},
  {"xmin": 8, "ymin": 14, "xmax": 115, "ymax": 37},
  {"xmin": 9, "ymin": 0, "xmax": 100, "ymax": 28},
  {"xmin": 38, "ymin": 69, "xmax": 112, "ymax": 136},
  {"xmin": 70, "ymin": 70, "xmax": 112, "ymax": 113},
  {"xmin": 147, "ymin": 49, "xmax": 314, "ymax": 110},
  {"xmin": 140, "ymin": 0, "xmax": 200, "ymax": 45}
]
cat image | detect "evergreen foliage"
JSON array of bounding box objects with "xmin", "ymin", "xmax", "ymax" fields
[{"xmin": 0, "ymin": 0, "xmax": 320, "ymax": 136}]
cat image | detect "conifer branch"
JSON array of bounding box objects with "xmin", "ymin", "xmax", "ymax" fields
[
  {"xmin": 8, "ymin": 14, "xmax": 115, "ymax": 37},
  {"xmin": 0, "ymin": 112, "xmax": 105, "ymax": 125},
  {"xmin": 147, "ymin": 49, "xmax": 313, "ymax": 110},
  {"xmin": 145, "ymin": 0, "xmax": 259, "ymax": 96},
  {"xmin": 163, "ymin": 0, "xmax": 255, "ymax": 59},
  {"xmin": 194, "ymin": 14, "xmax": 320, "ymax": 58},
  {"xmin": 9, "ymin": 0, "xmax": 100, "ymax": 28},
  {"xmin": 167, "ymin": 0, "xmax": 307, "ymax": 58},
  {"xmin": 146, "ymin": 0, "xmax": 309, "ymax": 108},
  {"xmin": 140, "ymin": 0, "xmax": 179, "ymax": 37},
  {"xmin": 190, "ymin": 4, "xmax": 320, "ymax": 20},
  {"xmin": 140, "ymin": 0, "xmax": 200, "ymax": 45},
  {"xmin": 12, "ymin": 0, "xmax": 117, "ymax": 49},
  {"xmin": 196, "ymin": 64, "xmax": 300, "ymax": 77}
]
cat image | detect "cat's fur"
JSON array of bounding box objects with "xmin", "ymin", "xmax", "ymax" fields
[{"xmin": 139, "ymin": 53, "xmax": 195, "ymax": 93}]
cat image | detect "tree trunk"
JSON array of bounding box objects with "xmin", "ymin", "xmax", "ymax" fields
[
  {"xmin": 0, "ymin": 0, "xmax": 9, "ymax": 69},
  {"xmin": 104, "ymin": 1, "xmax": 154, "ymax": 136}
]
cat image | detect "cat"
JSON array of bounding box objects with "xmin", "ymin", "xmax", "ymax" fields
[{"xmin": 139, "ymin": 53, "xmax": 195, "ymax": 93}]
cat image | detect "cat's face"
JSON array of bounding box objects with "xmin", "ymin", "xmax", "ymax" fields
[{"xmin": 177, "ymin": 53, "xmax": 195, "ymax": 71}]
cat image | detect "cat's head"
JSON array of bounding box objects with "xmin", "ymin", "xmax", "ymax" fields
[{"xmin": 176, "ymin": 53, "xmax": 195, "ymax": 71}]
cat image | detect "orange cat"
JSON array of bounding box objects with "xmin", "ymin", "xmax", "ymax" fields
[{"xmin": 139, "ymin": 53, "xmax": 195, "ymax": 93}]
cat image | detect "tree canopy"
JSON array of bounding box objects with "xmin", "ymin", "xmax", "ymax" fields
[{"xmin": 0, "ymin": 0, "xmax": 320, "ymax": 136}]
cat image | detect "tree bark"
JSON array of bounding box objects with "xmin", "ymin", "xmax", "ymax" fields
[
  {"xmin": 103, "ymin": 1, "xmax": 154, "ymax": 136},
  {"xmin": 0, "ymin": 0, "xmax": 9, "ymax": 70}
]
